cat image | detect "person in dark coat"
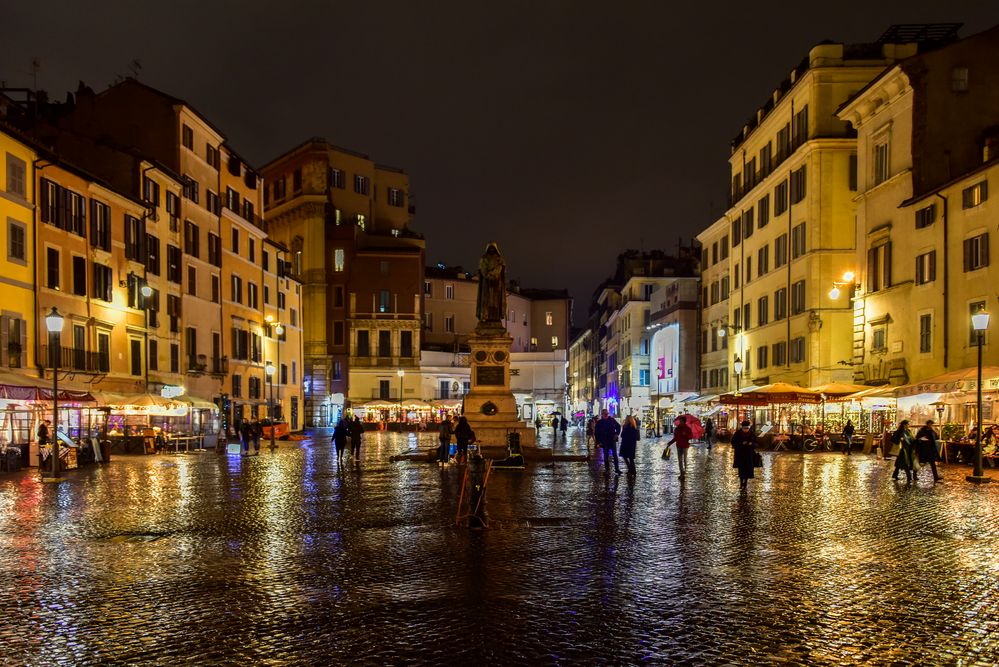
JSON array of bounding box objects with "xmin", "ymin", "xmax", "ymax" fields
[
  {"xmin": 668, "ymin": 415, "xmax": 694, "ymax": 477},
  {"xmin": 619, "ymin": 415, "xmax": 639, "ymax": 475},
  {"xmin": 454, "ymin": 416, "xmax": 475, "ymax": 464},
  {"xmin": 594, "ymin": 409, "xmax": 622, "ymax": 475},
  {"xmin": 332, "ymin": 418, "xmax": 349, "ymax": 464},
  {"xmin": 585, "ymin": 417, "xmax": 596, "ymax": 446},
  {"xmin": 250, "ymin": 418, "xmax": 261, "ymax": 454},
  {"xmin": 914, "ymin": 420, "xmax": 942, "ymax": 482},
  {"xmin": 560, "ymin": 416, "xmax": 568, "ymax": 441},
  {"xmin": 350, "ymin": 416, "xmax": 363, "ymax": 460},
  {"xmin": 731, "ymin": 420, "xmax": 759, "ymax": 491},
  {"xmin": 891, "ymin": 420, "xmax": 915, "ymax": 482},
  {"xmin": 842, "ymin": 419, "xmax": 855, "ymax": 455},
  {"xmin": 438, "ymin": 416, "xmax": 454, "ymax": 463},
  {"xmin": 704, "ymin": 418, "xmax": 714, "ymax": 452},
  {"xmin": 239, "ymin": 418, "xmax": 251, "ymax": 455}
]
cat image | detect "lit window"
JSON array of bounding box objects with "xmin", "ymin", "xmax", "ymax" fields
[
  {"xmin": 551, "ymin": 336, "xmax": 559, "ymax": 348},
  {"xmin": 545, "ymin": 311, "xmax": 553, "ymax": 325},
  {"xmin": 334, "ymin": 249, "xmax": 345, "ymax": 272},
  {"xmin": 356, "ymin": 214, "xmax": 366, "ymax": 230}
]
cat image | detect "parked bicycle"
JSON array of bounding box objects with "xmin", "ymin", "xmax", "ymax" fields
[{"xmin": 802, "ymin": 426, "xmax": 834, "ymax": 452}]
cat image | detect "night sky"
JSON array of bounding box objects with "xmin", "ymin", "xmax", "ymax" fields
[{"xmin": 3, "ymin": 2, "xmax": 997, "ymax": 321}]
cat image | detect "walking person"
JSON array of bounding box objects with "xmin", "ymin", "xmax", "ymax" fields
[
  {"xmin": 704, "ymin": 418, "xmax": 714, "ymax": 452},
  {"xmin": 594, "ymin": 409, "xmax": 622, "ymax": 475},
  {"xmin": 349, "ymin": 416, "xmax": 363, "ymax": 460},
  {"xmin": 731, "ymin": 420, "xmax": 759, "ymax": 491},
  {"xmin": 239, "ymin": 418, "xmax": 251, "ymax": 456},
  {"xmin": 891, "ymin": 420, "xmax": 915, "ymax": 482},
  {"xmin": 454, "ymin": 415, "xmax": 475, "ymax": 464},
  {"xmin": 559, "ymin": 416, "xmax": 568, "ymax": 443},
  {"xmin": 842, "ymin": 419, "xmax": 855, "ymax": 455},
  {"xmin": 619, "ymin": 415, "xmax": 639, "ymax": 475},
  {"xmin": 332, "ymin": 418, "xmax": 349, "ymax": 464},
  {"xmin": 668, "ymin": 415, "xmax": 694, "ymax": 477},
  {"xmin": 250, "ymin": 417, "xmax": 261, "ymax": 454},
  {"xmin": 535, "ymin": 415, "xmax": 542, "ymax": 436},
  {"xmin": 551, "ymin": 413, "xmax": 560, "ymax": 443},
  {"xmin": 438, "ymin": 415, "xmax": 454, "ymax": 463},
  {"xmin": 585, "ymin": 417, "xmax": 596, "ymax": 446},
  {"xmin": 914, "ymin": 420, "xmax": 942, "ymax": 482}
]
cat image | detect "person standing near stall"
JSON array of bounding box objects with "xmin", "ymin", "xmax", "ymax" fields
[
  {"xmin": 842, "ymin": 419, "xmax": 855, "ymax": 455},
  {"xmin": 731, "ymin": 420, "xmax": 759, "ymax": 491}
]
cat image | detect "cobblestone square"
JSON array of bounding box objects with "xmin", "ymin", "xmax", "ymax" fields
[{"xmin": 1, "ymin": 430, "xmax": 997, "ymax": 665}]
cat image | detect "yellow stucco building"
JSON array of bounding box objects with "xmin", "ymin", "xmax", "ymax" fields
[{"xmin": 0, "ymin": 126, "xmax": 36, "ymax": 376}]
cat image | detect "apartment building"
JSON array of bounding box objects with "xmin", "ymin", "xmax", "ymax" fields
[
  {"xmin": 648, "ymin": 277, "xmax": 700, "ymax": 404},
  {"xmin": 0, "ymin": 126, "xmax": 36, "ymax": 377},
  {"xmin": 721, "ymin": 36, "xmax": 922, "ymax": 390},
  {"xmin": 261, "ymin": 139, "xmax": 423, "ymax": 424},
  {"xmin": 837, "ymin": 24, "xmax": 999, "ymax": 386},
  {"xmin": 696, "ymin": 216, "xmax": 731, "ymax": 393}
]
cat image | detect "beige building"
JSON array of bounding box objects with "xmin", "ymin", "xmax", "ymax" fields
[
  {"xmin": 648, "ymin": 277, "xmax": 700, "ymax": 407},
  {"xmin": 720, "ymin": 38, "xmax": 920, "ymax": 391},
  {"xmin": 696, "ymin": 216, "xmax": 732, "ymax": 393},
  {"xmin": 838, "ymin": 24, "xmax": 999, "ymax": 388},
  {"xmin": 568, "ymin": 329, "xmax": 595, "ymax": 414}
]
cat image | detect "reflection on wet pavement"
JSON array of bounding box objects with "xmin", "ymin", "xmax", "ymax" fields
[{"xmin": 0, "ymin": 429, "xmax": 997, "ymax": 664}]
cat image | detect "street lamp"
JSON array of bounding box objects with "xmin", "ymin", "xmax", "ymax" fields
[
  {"xmin": 397, "ymin": 369, "xmax": 405, "ymax": 425},
  {"xmin": 733, "ymin": 355, "xmax": 744, "ymax": 393},
  {"xmin": 969, "ymin": 308, "xmax": 992, "ymax": 484},
  {"xmin": 829, "ymin": 271, "xmax": 857, "ymax": 301},
  {"xmin": 141, "ymin": 284, "xmax": 153, "ymax": 392},
  {"xmin": 265, "ymin": 361, "xmax": 275, "ymax": 449},
  {"xmin": 274, "ymin": 322, "xmax": 284, "ymax": 420},
  {"xmin": 44, "ymin": 307, "xmax": 64, "ymax": 480}
]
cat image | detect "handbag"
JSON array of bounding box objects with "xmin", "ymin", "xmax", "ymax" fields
[
  {"xmin": 662, "ymin": 446, "xmax": 671, "ymax": 460},
  {"xmin": 753, "ymin": 451, "xmax": 763, "ymax": 468}
]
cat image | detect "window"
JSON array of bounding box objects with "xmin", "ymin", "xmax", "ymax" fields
[
  {"xmin": 444, "ymin": 314, "xmax": 455, "ymax": 333},
  {"xmin": 731, "ymin": 218, "xmax": 741, "ymax": 246},
  {"xmin": 970, "ymin": 301, "xmax": 987, "ymax": 345},
  {"xmin": 169, "ymin": 343, "xmax": 179, "ymax": 373},
  {"xmin": 446, "ymin": 284, "xmax": 454, "ymax": 299},
  {"xmin": 356, "ymin": 214, "xmax": 366, "ymax": 230},
  {"xmin": 915, "ymin": 251, "xmax": 936, "ymax": 285},
  {"xmin": 89, "ymin": 201, "xmax": 111, "ymax": 251},
  {"xmin": 7, "ymin": 219, "xmax": 26, "ymax": 263},
  {"xmin": 211, "ymin": 275, "xmax": 220, "ymax": 303},
  {"xmin": 774, "ymin": 181, "xmax": 788, "ymax": 215},
  {"xmin": 168, "ymin": 295, "xmax": 181, "ymax": 333},
  {"xmin": 231, "ymin": 227, "xmax": 239, "ymax": 253},
  {"xmin": 330, "ymin": 168, "xmax": 345, "ymax": 189},
  {"xmin": 333, "ymin": 321, "xmax": 345, "ymax": 346},
  {"xmin": 278, "ymin": 291, "xmax": 286, "ymax": 309},
  {"xmin": 873, "ymin": 140, "xmax": 890, "ymax": 185},
  {"xmin": 72, "ymin": 256, "xmax": 86, "ymax": 296},
  {"xmin": 720, "ymin": 276, "xmax": 730, "ymax": 299},
  {"xmin": 720, "ymin": 236, "xmax": 729, "ymax": 260},
  {"xmin": 867, "ymin": 242, "xmax": 892, "ymax": 291},
  {"xmin": 334, "ymin": 286, "xmax": 344, "ymax": 307},
  {"xmin": 757, "ymin": 346, "xmax": 768, "ymax": 370},
  {"xmin": 2, "ymin": 316, "xmax": 26, "ymax": 368},
  {"xmin": 334, "ymin": 248, "xmax": 345, "ymax": 272},
  {"xmin": 711, "ymin": 242, "xmax": 718, "ymax": 265},
  {"xmin": 791, "ymin": 223, "xmax": 806, "ymax": 259},
  {"xmin": 757, "ymin": 296, "xmax": 769, "ymax": 326},
  {"xmin": 164, "ymin": 245, "xmax": 179, "ymax": 284},
  {"xmin": 742, "ymin": 208, "xmax": 754, "ymax": 240},
  {"xmin": 388, "ymin": 187, "xmax": 404, "ymax": 206},
  {"xmin": 188, "ymin": 266, "xmax": 197, "ymax": 296},
  {"xmin": 774, "ymin": 288, "xmax": 787, "ymax": 320},
  {"xmin": 745, "ymin": 257, "xmax": 752, "ymax": 284},
  {"xmin": 231, "ymin": 374, "xmax": 242, "ymax": 398},
  {"xmin": 772, "ymin": 341, "xmax": 787, "ymax": 366},
  {"xmin": 145, "ymin": 234, "xmax": 160, "ymax": 275},
  {"xmin": 733, "ymin": 263, "xmax": 740, "ymax": 289},
  {"xmin": 791, "ymin": 280, "xmax": 806, "ymax": 315},
  {"xmin": 760, "ymin": 143, "xmax": 772, "ymax": 176},
  {"xmin": 243, "ymin": 200, "xmax": 255, "ymax": 223},
  {"xmin": 915, "ymin": 204, "xmax": 936, "ymax": 229},
  {"xmin": 183, "ymin": 176, "xmax": 199, "ymax": 204},
  {"xmin": 148, "ymin": 339, "xmax": 158, "ymax": 371},
  {"xmin": 424, "ymin": 281, "xmax": 432, "ymax": 296},
  {"xmin": 248, "ymin": 238, "xmax": 255, "ymax": 263},
  {"xmin": 354, "ymin": 174, "xmax": 369, "ymax": 195},
  {"xmin": 964, "ymin": 234, "xmax": 989, "ymax": 271},
  {"xmin": 552, "ymin": 336, "xmax": 559, "ymax": 348},
  {"xmin": 790, "ymin": 336, "xmax": 806, "ymax": 363},
  {"xmin": 758, "ymin": 195, "xmax": 770, "ymax": 228},
  {"xmin": 247, "ymin": 282, "xmax": 258, "ymax": 309},
  {"xmin": 379, "ymin": 290, "xmax": 391, "ymax": 313},
  {"xmin": 757, "ymin": 245, "xmax": 769, "ymax": 276},
  {"xmin": 872, "ymin": 326, "xmax": 887, "ymax": 352},
  {"xmin": 46, "ymin": 247, "xmax": 60, "ymax": 290},
  {"xmin": 248, "ymin": 376, "xmax": 261, "ymax": 399},
  {"xmin": 792, "ymin": 105, "xmax": 808, "ymax": 145},
  {"xmin": 790, "ymin": 166, "xmax": 806, "ymax": 204},
  {"xmin": 332, "ymin": 360, "xmax": 342, "ymax": 380},
  {"xmin": 742, "ymin": 303, "xmax": 751, "ymax": 330},
  {"xmin": 166, "ymin": 192, "xmax": 180, "ymax": 226},
  {"xmin": 181, "ymin": 124, "xmax": 194, "ymax": 149},
  {"xmin": 263, "ymin": 285, "xmax": 270, "ymax": 305},
  {"xmin": 292, "ymin": 168, "xmax": 302, "ymax": 193},
  {"xmin": 231, "ymin": 275, "xmax": 242, "ymax": 303},
  {"xmin": 129, "ymin": 338, "xmax": 142, "ymax": 376},
  {"xmin": 225, "ymin": 187, "xmax": 239, "ymax": 213},
  {"xmin": 952, "ymin": 67, "xmax": 969, "ymax": 92},
  {"xmin": 424, "ymin": 312, "xmax": 433, "ymax": 330},
  {"xmin": 378, "ymin": 330, "xmax": 391, "ymax": 357},
  {"xmin": 639, "ymin": 369, "xmax": 650, "ymax": 386},
  {"xmin": 919, "ymin": 314, "xmax": 932, "ymax": 354},
  {"xmin": 184, "ymin": 221, "xmax": 200, "ymax": 258},
  {"xmin": 272, "ymin": 177, "xmax": 286, "ymax": 201},
  {"xmin": 962, "ymin": 181, "xmax": 988, "ymax": 209},
  {"xmin": 849, "ymin": 154, "xmax": 858, "ymax": 191},
  {"xmin": 710, "ymin": 282, "xmax": 719, "ymax": 305},
  {"xmin": 5, "ymin": 153, "xmax": 26, "ymax": 197},
  {"xmin": 93, "ymin": 264, "xmax": 112, "ymax": 302},
  {"xmin": 208, "ymin": 233, "xmax": 221, "ymax": 266}
]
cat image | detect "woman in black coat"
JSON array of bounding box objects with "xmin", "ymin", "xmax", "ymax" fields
[
  {"xmin": 332, "ymin": 419, "xmax": 349, "ymax": 464},
  {"xmin": 914, "ymin": 420, "xmax": 942, "ymax": 482},
  {"xmin": 731, "ymin": 420, "xmax": 759, "ymax": 490},
  {"xmin": 619, "ymin": 415, "xmax": 639, "ymax": 475},
  {"xmin": 453, "ymin": 416, "xmax": 475, "ymax": 464}
]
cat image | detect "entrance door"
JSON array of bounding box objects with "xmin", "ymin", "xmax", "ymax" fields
[{"xmin": 379, "ymin": 380, "xmax": 390, "ymax": 400}]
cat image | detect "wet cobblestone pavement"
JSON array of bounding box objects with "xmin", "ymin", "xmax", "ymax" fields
[{"xmin": 1, "ymin": 429, "xmax": 998, "ymax": 665}]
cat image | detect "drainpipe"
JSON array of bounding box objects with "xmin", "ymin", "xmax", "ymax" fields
[
  {"xmin": 31, "ymin": 159, "xmax": 48, "ymax": 378},
  {"xmin": 141, "ymin": 165, "xmax": 155, "ymax": 394},
  {"xmin": 935, "ymin": 193, "xmax": 949, "ymax": 369},
  {"xmin": 786, "ymin": 99, "xmax": 794, "ymax": 369}
]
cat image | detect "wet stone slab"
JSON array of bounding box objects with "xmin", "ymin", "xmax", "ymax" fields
[{"xmin": 0, "ymin": 429, "xmax": 997, "ymax": 665}]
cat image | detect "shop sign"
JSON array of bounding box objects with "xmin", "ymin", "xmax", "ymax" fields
[{"xmin": 161, "ymin": 385, "xmax": 185, "ymax": 399}]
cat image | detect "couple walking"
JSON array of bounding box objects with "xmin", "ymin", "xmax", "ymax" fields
[{"xmin": 593, "ymin": 410, "xmax": 693, "ymax": 476}]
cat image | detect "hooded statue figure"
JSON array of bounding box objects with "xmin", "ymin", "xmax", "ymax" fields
[{"xmin": 476, "ymin": 242, "xmax": 506, "ymax": 326}]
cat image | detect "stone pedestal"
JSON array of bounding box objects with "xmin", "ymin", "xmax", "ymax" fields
[{"xmin": 463, "ymin": 325, "xmax": 539, "ymax": 452}]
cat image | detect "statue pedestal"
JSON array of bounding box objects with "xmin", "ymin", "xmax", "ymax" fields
[{"xmin": 463, "ymin": 325, "xmax": 541, "ymax": 456}]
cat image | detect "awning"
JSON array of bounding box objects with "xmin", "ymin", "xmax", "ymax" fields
[
  {"xmin": 719, "ymin": 382, "xmax": 822, "ymax": 405},
  {"xmin": 809, "ymin": 382, "xmax": 871, "ymax": 398},
  {"xmin": 683, "ymin": 393, "xmax": 719, "ymax": 405},
  {"xmin": 179, "ymin": 395, "xmax": 219, "ymax": 410},
  {"xmin": 834, "ymin": 385, "xmax": 896, "ymax": 402},
  {"xmin": 891, "ymin": 366, "xmax": 999, "ymax": 398},
  {"xmin": 359, "ymin": 400, "xmax": 397, "ymax": 409}
]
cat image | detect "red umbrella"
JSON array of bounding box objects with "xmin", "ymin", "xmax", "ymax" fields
[{"xmin": 678, "ymin": 415, "xmax": 704, "ymax": 439}]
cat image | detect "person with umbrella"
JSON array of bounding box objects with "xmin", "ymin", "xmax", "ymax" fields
[{"xmin": 667, "ymin": 415, "xmax": 694, "ymax": 477}]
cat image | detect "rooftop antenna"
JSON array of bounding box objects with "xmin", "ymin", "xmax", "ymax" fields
[{"xmin": 30, "ymin": 57, "xmax": 41, "ymax": 91}]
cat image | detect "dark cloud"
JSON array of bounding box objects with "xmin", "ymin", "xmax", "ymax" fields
[{"xmin": 3, "ymin": 1, "xmax": 997, "ymax": 321}]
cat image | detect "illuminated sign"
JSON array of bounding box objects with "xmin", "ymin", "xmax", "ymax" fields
[{"xmin": 160, "ymin": 385, "xmax": 185, "ymax": 399}]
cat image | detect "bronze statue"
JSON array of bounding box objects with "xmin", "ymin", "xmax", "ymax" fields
[{"xmin": 476, "ymin": 242, "xmax": 506, "ymax": 325}]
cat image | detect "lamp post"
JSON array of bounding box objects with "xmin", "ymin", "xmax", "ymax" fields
[
  {"xmin": 44, "ymin": 307, "xmax": 64, "ymax": 480},
  {"xmin": 265, "ymin": 361, "xmax": 275, "ymax": 449},
  {"xmin": 968, "ymin": 308, "xmax": 992, "ymax": 484},
  {"xmin": 397, "ymin": 369, "xmax": 405, "ymax": 425},
  {"xmin": 733, "ymin": 355, "xmax": 745, "ymax": 424},
  {"xmin": 274, "ymin": 322, "xmax": 284, "ymax": 429},
  {"xmin": 141, "ymin": 284, "xmax": 153, "ymax": 392}
]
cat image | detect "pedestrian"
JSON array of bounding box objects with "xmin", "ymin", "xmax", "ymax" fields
[
  {"xmin": 438, "ymin": 415, "xmax": 454, "ymax": 463},
  {"xmin": 37, "ymin": 419, "xmax": 50, "ymax": 447},
  {"xmin": 594, "ymin": 409, "xmax": 622, "ymax": 475},
  {"xmin": 914, "ymin": 420, "xmax": 942, "ymax": 482},
  {"xmin": 239, "ymin": 418, "xmax": 251, "ymax": 455},
  {"xmin": 332, "ymin": 418, "xmax": 348, "ymax": 464},
  {"xmin": 668, "ymin": 415, "xmax": 694, "ymax": 477},
  {"xmin": 350, "ymin": 415, "xmax": 363, "ymax": 460},
  {"xmin": 551, "ymin": 413, "xmax": 560, "ymax": 441},
  {"xmin": 251, "ymin": 417, "xmax": 261, "ymax": 454},
  {"xmin": 454, "ymin": 415, "xmax": 475, "ymax": 464},
  {"xmin": 891, "ymin": 420, "xmax": 915, "ymax": 482},
  {"xmin": 704, "ymin": 418, "xmax": 714, "ymax": 452},
  {"xmin": 560, "ymin": 416, "xmax": 568, "ymax": 441},
  {"xmin": 842, "ymin": 419, "xmax": 855, "ymax": 455},
  {"xmin": 731, "ymin": 420, "xmax": 759, "ymax": 491},
  {"xmin": 619, "ymin": 415, "xmax": 639, "ymax": 475},
  {"xmin": 535, "ymin": 415, "xmax": 542, "ymax": 434},
  {"xmin": 585, "ymin": 417, "xmax": 596, "ymax": 446}
]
